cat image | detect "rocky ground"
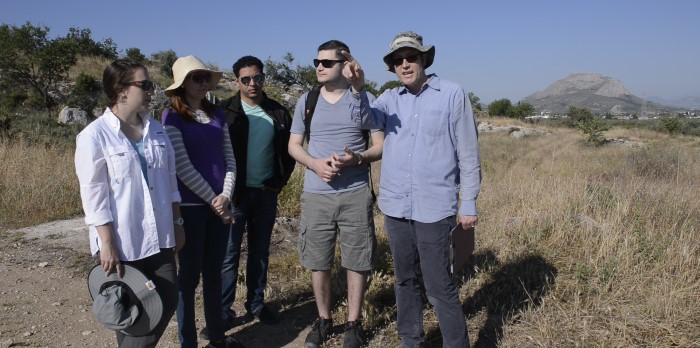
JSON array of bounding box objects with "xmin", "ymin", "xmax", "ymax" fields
[{"xmin": 0, "ymin": 217, "xmax": 352, "ymax": 348}]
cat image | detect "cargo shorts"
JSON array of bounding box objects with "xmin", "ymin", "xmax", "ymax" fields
[{"xmin": 297, "ymin": 185, "xmax": 377, "ymax": 272}]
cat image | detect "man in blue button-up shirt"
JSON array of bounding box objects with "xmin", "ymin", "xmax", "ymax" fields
[{"xmin": 342, "ymin": 31, "xmax": 481, "ymax": 347}]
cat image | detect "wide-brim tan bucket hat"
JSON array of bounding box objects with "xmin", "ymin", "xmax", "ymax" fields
[
  {"xmin": 164, "ymin": 55, "xmax": 223, "ymax": 97},
  {"xmin": 382, "ymin": 31, "xmax": 435, "ymax": 73}
]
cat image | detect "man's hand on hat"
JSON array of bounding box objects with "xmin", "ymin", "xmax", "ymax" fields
[{"xmin": 340, "ymin": 50, "xmax": 365, "ymax": 93}]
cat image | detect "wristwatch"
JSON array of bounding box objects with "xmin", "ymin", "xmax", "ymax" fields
[
  {"xmin": 356, "ymin": 152, "xmax": 365, "ymax": 166},
  {"xmin": 173, "ymin": 217, "xmax": 184, "ymax": 226}
]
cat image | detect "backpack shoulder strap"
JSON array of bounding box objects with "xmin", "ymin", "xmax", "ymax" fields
[{"xmin": 304, "ymin": 86, "xmax": 322, "ymax": 144}]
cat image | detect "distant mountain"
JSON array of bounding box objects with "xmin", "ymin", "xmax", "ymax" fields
[
  {"xmin": 522, "ymin": 73, "xmax": 677, "ymax": 115},
  {"xmin": 647, "ymin": 96, "xmax": 700, "ymax": 110}
]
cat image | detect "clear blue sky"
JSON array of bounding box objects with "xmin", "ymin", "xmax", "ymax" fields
[{"xmin": 2, "ymin": 0, "xmax": 698, "ymax": 103}]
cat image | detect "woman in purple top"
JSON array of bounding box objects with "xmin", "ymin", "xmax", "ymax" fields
[{"xmin": 161, "ymin": 55, "xmax": 242, "ymax": 348}]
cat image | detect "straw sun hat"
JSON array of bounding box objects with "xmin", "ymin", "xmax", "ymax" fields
[
  {"xmin": 164, "ymin": 55, "xmax": 222, "ymax": 97},
  {"xmin": 382, "ymin": 31, "xmax": 435, "ymax": 73}
]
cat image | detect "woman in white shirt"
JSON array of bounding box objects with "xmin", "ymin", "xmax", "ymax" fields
[{"xmin": 75, "ymin": 59, "xmax": 184, "ymax": 348}]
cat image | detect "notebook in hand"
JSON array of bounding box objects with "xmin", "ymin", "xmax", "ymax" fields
[{"xmin": 450, "ymin": 224, "xmax": 475, "ymax": 275}]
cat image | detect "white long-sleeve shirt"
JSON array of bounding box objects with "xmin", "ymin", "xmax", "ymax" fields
[{"xmin": 75, "ymin": 108, "xmax": 181, "ymax": 261}]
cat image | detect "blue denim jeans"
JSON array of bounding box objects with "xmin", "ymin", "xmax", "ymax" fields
[
  {"xmin": 384, "ymin": 215, "xmax": 469, "ymax": 348},
  {"xmin": 221, "ymin": 188, "xmax": 278, "ymax": 322},
  {"xmin": 176, "ymin": 205, "xmax": 229, "ymax": 348}
]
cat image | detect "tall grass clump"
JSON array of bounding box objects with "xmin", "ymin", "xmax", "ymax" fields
[{"xmin": 0, "ymin": 137, "xmax": 81, "ymax": 229}]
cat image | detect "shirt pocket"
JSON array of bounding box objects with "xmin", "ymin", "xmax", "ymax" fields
[
  {"xmin": 150, "ymin": 138, "xmax": 169, "ymax": 169},
  {"xmin": 106, "ymin": 145, "xmax": 132, "ymax": 180},
  {"xmin": 420, "ymin": 109, "xmax": 449, "ymax": 137}
]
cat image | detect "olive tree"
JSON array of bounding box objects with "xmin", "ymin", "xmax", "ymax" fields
[{"xmin": 0, "ymin": 22, "xmax": 78, "ymax": 110}]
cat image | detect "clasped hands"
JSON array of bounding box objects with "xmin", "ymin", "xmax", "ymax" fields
[
  {"xmin": 211, "ymin": 195, "xmax": 235, "ymax": 224},
  {"xmin": 313, "ymin": 147, "xmax": 361, "ymax": 183}
]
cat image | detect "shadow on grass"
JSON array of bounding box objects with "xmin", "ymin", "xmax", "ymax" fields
[{"xmin": 425, "ymin": 251, "xmax": 557, "ymax": 347}]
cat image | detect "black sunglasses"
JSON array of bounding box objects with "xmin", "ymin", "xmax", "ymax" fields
[
  {"xmin": 127, "ymin": 80, "xmax": 155, "ymax": 91},
  {"xmin": 239, "ymin": 74, "xmax": 265, "ymax": 85},
  {"xmin": 391, "ymin": 53, "xmax": 421, "ymax": 66},
  {"xmin": 189, "ymin": 73, "xmax": 212, "ymax": 84},
  {"xmin": 313, "ymin": 59, "xmax": 346, "ymax": 68}
]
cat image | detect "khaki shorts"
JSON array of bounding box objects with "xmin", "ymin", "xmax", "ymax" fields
[{"xmin": 298, "ymin": 185, "xmax": 377, "ymax": 271}]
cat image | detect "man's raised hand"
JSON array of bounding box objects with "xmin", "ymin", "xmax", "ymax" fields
[{"xmin": 341, "ymin": 50, "xmax": 365, "ymax": 92}]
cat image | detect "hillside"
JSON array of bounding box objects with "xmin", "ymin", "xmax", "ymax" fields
[{"xmin": 522, "ymin": 73, "xmax": 679, "ymax": 115}]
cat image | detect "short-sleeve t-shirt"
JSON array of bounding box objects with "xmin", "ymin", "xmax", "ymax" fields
[{"xmin": 291, "ymin": 88, "xmax": 377, "ymax": 194}]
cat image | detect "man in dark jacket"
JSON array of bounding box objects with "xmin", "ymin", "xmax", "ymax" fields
[{"xmin": 206, "ymin": 55, "xmax": 295, "ymax": 336}]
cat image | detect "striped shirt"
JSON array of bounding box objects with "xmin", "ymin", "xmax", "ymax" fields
[{"xmin": 162, "ymin": 108, "xmax": 236, "ymax": 205}]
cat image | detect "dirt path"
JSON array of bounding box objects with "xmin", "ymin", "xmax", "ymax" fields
[{"xmin": 0, "ymin": 218, "xmax": 326, "ymax": 348}]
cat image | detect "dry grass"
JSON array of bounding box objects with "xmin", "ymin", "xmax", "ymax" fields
[
  {"xmin": 0, "ymin": 138, "xmax": 82, "ymax": 229},
  {"xmin": 68, "ymin": 56, "xmax": 111, "ymax": 80},
  {"xmin": 473, "ymin": 123, "xmax": 700, "ymax": 347},
  {"xmin": 1, "ymin": 117, "xmax": 698, "ymax": 347}
]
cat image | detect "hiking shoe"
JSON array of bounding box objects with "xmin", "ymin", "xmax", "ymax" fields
[
  {"xmin": 199, "ymin": 326, "xmax": 211, "ymax": 341},
  {"xmin": 250, "ymin": 305, "xmax": 280, "ymax": 325},
  {"xmin": 205, "ymin": 336, "xmax": 245, "ymax": 348},
  {"xmin": 304, "ymin": 317, "xmax": 333, "ymax": 348},
  {"xmin": 343, "ymin": 321, "xmax": 364, "ymax": 348}
]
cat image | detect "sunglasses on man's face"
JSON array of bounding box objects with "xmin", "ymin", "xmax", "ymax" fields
[
  {"xmin": 189, "ymin": 73, "xmax": 212, "ymax": 84},
  {"xmin": 391, "ymin": 53, "xmax": 421, "ymax": 67},
  {"xmin": 313, "ymin": 59, "xmax": 346, "ymax": 69},
  {"xmin": 128, "ymin": 80, "xmax": 155, "ymax": 91},
  {"xmin": 239, "ymin": 74, "xmax": 265, "ymax": 86}
]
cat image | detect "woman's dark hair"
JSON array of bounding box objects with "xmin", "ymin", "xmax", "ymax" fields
[
  {"xmin": 317, "ymin": 40, "xmax": 350, "ymax": 59},
  {"xmin": 102, "ymin": 59, "xmax": 147, "ymax": 107},
  {"xmin": 232, "ymin": 55, "xmax": 264, "ymax": 78}
]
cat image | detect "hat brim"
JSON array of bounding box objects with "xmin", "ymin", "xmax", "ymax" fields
[
  {"xmin": 88, "ymin": 264, "xmax": 163, "ymax": 336},
  {"xmin": 164, "ymin": 69, "xmax": 223, "ymax": 97},
  {"xmin": 383, "ymin": 46, "xmax": 435, "ymax": 73}
]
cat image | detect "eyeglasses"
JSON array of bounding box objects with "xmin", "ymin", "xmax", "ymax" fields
[
  {"xmin": 239, "ymin": 74, "xmax": 265, "ymax": 85},
  {"xmin": 391, "ymin": 53, "xmax": 421, "ymax": 66},
  {"xmin": 127, "ymin": 80, "xmax": 155, "ymax": 91},
  {"xmin": 189, "ymin": 73, "xmax": 212, "ymax": 84},
  {"xmin": 313, "ymin": 59, "xmax": 346, "ymax": 68}
]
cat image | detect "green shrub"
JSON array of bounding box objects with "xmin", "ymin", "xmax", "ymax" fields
[
  {"xmin": 660, "ymin": 117, "xmax": 683, "ymax": 135},
  {"xmin": 576, "ymin": 117, "xmax": 611, "ymax": 145},
  {"xmin": 488, "ymin": 98, "xmax": 512, "ymax": 116},
  {"xmin": 151, "ymin": 49, "xmax": 177, "ymax": 78},
  {"xmin": 74, "ymin": 73, "xmax": 100, "ymax": 94},
  {"xmin": 125, "ymin": 47, "xmax": 147, "ymax": 63}
]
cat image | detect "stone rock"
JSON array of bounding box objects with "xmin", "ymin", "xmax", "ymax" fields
[
  {"xmin": 575, "ymin": 214, "xmax": 602, "ymax": 231},
  {"xmin": 281, "ymin": 93, "xmax": 298, "ymax": 106},
  {"xmin": 58, "ymin": 107, "xmax": 88, "ymax": 126},
  {"xmin": 605, "ymin": 138, "xmax": 646, "ymax": 148},
  {"xmin": 148, "ymin": 85, "xmax": 170, "ymax": 112},
  {"xmin": 92, "ymin": 106, "xmax": 104, "ymax": 118},
  {"xmin": 478, "ymin": 122, "xmax": 550, "ymax": 138}
]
